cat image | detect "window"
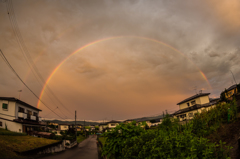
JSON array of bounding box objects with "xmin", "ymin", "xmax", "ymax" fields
[
  {"xmin": 111, "ymin": 124, "xmax": 115, "ymax": 126},
  {"xmin": 187, "ymin": 103, "xmax": 190, "ymax": 107},
  {"xmin": 2, "ymin": 103, "xmax": 8, "ymax": 110},
  {"xmin": 33, "ymin": 112, "xmax": 37, "ymax": 116},
  {"xmin": 180, "ymin": 114, "xmax": 186, "ymax": 118},
  {"xmin": 27, "ymin": 110, "xmax": 32, "ymax": 115},
  {"xmin": 191, "ymin": 100, "xmax": 196, "ymax": 105},
  {"xmin": 0, "ymin": 121, "xmax": 2, "ymax": 127},
  {"xmin": 188, "ymin": 113, "xmax": 193, "ymax": 117},
  {"xmin": 18, "ymin": 107, "xmax": 24, "ymax": 113}
]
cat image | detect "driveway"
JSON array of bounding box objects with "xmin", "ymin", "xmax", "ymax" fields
[{"xmin": 40, "ymin": 135, "xmax": 98, "ymax": 159}]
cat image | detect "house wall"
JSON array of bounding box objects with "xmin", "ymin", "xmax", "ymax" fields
[
  {"xmin": 179, "ymin": 95, "xmax": 209, "ymax": 110},
  {"xmin": 0, "ymin": 119, "xmax": 23, "ymax": 132},
  {"xmin": 200, "ymin": 96, "xmax": 210, "ymax": 105},
  {"xmin": 225, "ymin": 88, "xmax": 238, "ymax": 98},
  {"xmin": 16, "ymin": 103, "xmax": 39, "ymax": 119},
  {"xmin": 0, "ymin": 100, "xmax": 16, "ymax": 120},
  {"xmin": 60, "ymin": 125, "xmax": 69, "ymax": 131},
  {"xmin": 174, "ymin": 103, "xmax": 217, "ymax": 121},
  {"xmin": 107, "ymin": 123, "xmax": 119, "ymax": 128}
]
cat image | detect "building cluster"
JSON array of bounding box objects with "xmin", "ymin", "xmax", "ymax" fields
[{"xmin": 0, "ymin": 84, "xmax": 239, "ymax": 135}]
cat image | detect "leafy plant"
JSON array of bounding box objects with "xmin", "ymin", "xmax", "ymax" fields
[{"xmin": 101, "ymin": 100, "xmax": 237, "ymax": 159}]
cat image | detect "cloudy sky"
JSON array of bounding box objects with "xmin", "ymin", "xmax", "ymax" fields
[{"xmin": 0, "ymin": 0, "xmax": 240, "ymax": 121}]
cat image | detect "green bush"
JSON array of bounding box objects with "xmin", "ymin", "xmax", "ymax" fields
[{"xmin": 101, "ymin": 101, "xmax": 237, "ymax": 159}]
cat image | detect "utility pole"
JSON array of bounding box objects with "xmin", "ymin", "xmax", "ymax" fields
[
  {"xmin": 84, "ymin": 119, "xmax": 86, "ymax": 137},
  {"xmin": 75, "ymin": 110, "xmax": 77, "ymax": 140}
]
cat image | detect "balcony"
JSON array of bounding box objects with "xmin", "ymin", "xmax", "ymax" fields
[
  {"xmin": 31, "ymin": 115, "xmax": 36, "ymax": 121},
  {"xmin": 18, "ymin": 112, "xmax": 27, "ymax": 119}
]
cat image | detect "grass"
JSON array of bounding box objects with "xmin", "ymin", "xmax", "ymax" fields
[
  {"xmin": 0, "ymin": 128, "xmax": 27, "ymax": 136},
  {"xmin": 77, "ymin": 135, "xmax": 86, "ymax": 143},
  {"xmin": 0, "ymin": 134, "xmax": 59, "ymax": 159}
]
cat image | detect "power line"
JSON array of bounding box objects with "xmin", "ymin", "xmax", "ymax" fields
[
  {"xmin": 5, "ymin": 0, "xmax": 74, "ymax": 116},
  {"xmin": 0, "ymin": 49, "xmax": 64, "ymax": 119}
]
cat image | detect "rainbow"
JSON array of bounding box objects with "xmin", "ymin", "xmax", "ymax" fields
[{"xmin": 37, "ymin": 36, "xmax": 212, "ymax": 108}]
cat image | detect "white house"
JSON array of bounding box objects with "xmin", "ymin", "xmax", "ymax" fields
[
  {"xmin": 106, "ymin": 120, "xmax": 121, "ymax": 129},
  {"xmin": 0, "ymin": 97, "xmax": 43, "ymax": 134},
  {"xmin": 173, "ymin": 93, "xmax": 220, "ymax": 121},
  {"xmin": 58, "ymin": 124, "xmax": 69, "ymax": 131},
  {"xmin": 99, "ymin": 123, "xmax": 108, "ymax": 132}
]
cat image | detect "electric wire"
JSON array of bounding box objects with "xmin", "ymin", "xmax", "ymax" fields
[
  {"xmin": 0, "ymin": 49, "xmax": 64, "ymax": 119},
  {"xmin": 5, "ymin": 0, "xmax": 74, "ymax": 117}
]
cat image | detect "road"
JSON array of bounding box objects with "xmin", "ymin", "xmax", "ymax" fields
[{"xmin": 40, "ymin": 135, "xmax": 98, "ymax": 159}]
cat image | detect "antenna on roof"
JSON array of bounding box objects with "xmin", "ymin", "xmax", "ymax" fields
[
  {"xmin": 18, "ymin": 90, "xmax": 22, "ymax": 99},
  {"xmin": 230, "ymin": 70, "xmax": 237, "ymax": 85},
  {"xmin": 193, "ymin": 86, "xmax": 197, "ymax": 94}
]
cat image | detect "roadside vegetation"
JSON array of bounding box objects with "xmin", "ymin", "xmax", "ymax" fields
[
  {"xmin": 0, "ymin": 128, "xmax": 27, "ymax": 136},
  {"xmin": 77, "ymin": 134, "xmax": 86, "ymax": 143},
  {"xmin": 0, "ymin": 129, "xmax": 58, "ymax": 159},
  {"xmin": 101, "ymin": 99, "xmax": 238, "ymax": 159}
]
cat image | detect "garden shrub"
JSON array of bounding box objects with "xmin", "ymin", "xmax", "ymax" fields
[{"xmin": 101, "ymin": 100, "xmax": 237, "ymax": 159}]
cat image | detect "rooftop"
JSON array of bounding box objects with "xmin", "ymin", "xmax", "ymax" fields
[
  {"xmin": 177, "ymin": 93, "xmax": 210, "ymax": 105},
  {"xmin": 226, "ymin": 84, "xmax": 238, "ymax": 91},
  {"xmin": 174, "ymin": 99, "xmax": 219, "ymax": 115},
  {"xmin": 0, "ymin": 97, "xmax": 42, "ymax": 111},
  {"xmin": 106, "ymin": 120, "xmax": 121, "ymax": 124}
]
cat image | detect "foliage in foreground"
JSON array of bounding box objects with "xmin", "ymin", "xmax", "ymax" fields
[{"xmin": 102, "ymin": 100, "xmax": 237, "ymax": 159}]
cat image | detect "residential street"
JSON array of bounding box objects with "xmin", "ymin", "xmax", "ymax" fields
[{"xmin": 40, "ymin": 135, "xmax": 98, "ymax": 159}]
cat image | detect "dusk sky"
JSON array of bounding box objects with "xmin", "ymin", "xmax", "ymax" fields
[{"xmin": 0, "ymin": 0, "xmax": 240, "ymax": 121}]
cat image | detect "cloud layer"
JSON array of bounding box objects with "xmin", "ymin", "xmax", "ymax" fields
[{"xmin": 0, "ymin": 0, "xmax": 240, "ymax": 120}]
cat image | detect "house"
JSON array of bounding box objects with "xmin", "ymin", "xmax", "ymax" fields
[
  {"xmin": 0, "ymin": 97, "xmax": 44, "ymax": 134},
  {"xmin": 173, "ymin": 93, "xmax": 219, "ymax": 121},
  {"xmin": 58, "ymin": 124, "xmax": 69, "ymax": 131},
  {"xmin": 106, "ymin": 120, "xmax": 121, "ymax": 129},
  {"xmin": 224, "ymin": 84, "xmax": 238, "ymax": 99},
  {"xmin": 76, "ymin": 124, "xmax": 83, "ymax": 131},
  {"xmin": 135, "ymin": 118, "xmax": 152, "ymax": 128},
  {"xmin": 150, "ymin": 117, "xmax": 163, "ymax": 127},
  {"xmin": 99, "ymin": 123, "xmax": 108, "ymax": 132}
]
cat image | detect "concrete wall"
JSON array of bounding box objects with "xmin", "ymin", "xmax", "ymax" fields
[
  {"xmin": 0, "ymin": 119, "xmax": 23, "ymax": 132},
  {"xmin": 20, "ymin": 141, "xmax": 65, "ymax": 155}
]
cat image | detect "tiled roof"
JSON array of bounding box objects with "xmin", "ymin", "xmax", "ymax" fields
[
  {"xmin": 0, "ymin": 97, "xmax": 41, "ymax": 111},
  {"xmin": 226, "ymin": 84, "xmax": 237, "ymax": 91},
  {"xmin": 174, "ymin": 100, "xmax": 219, "ymax": 115},
  {"xmin": 106, "ymin": 120, "xmax": 121, "ymax": 124},
  {"xmin": 177, "ymin": 93, "xmax": 210, "ymax": 105}
]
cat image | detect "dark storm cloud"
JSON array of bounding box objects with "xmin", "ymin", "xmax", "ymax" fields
[{"xmin": 0, "ymin": 0, "xmax": 240, "ymax": 120}]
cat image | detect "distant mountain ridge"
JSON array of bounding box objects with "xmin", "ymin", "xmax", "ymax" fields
[
  {"xmin": 43, "ymin": 114, "xmax": 165, "ymax": 125},
  {"xmin": 43, "ymin": 120, "xmax": 101, "ymax": 126}
]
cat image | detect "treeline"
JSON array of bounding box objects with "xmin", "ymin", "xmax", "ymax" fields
[{"xmin": 101, "ymin": 100, "xmax": 238, "ymax": 159}]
